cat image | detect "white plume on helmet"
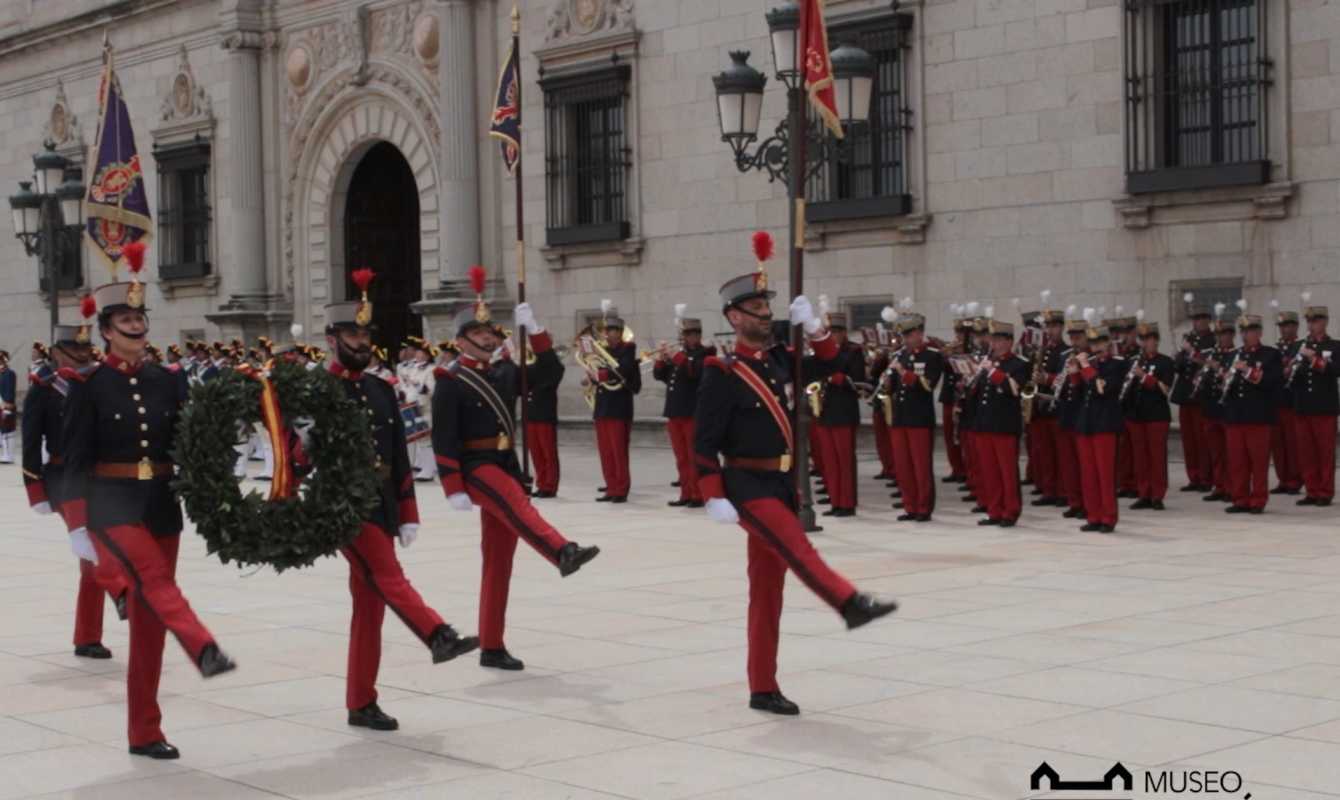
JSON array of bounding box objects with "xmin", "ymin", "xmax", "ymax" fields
[
  {"xmin": 1236, "ymin": 298, "xmax": 1248, "ymax": 311},
  {"xmin": 984, "ymin": 304, "xmax": 995, "ymax": 319},
  {"xmin": 1136, "ymin": 309, "xmax": 1145, "ymax": 321},
  {"xmin": 600, "ymin": 298, "xmax": 613, "ymax": 314},
  {"xmin": 1302, "ymin": 290, "xmax": 1313, "ymax": 302},
  {"xmin": 1183, "ymin": 292, "xmax": 1194, "ymax": 304},
  {"xmin": 1082, "ymin": 307, "xmax": 1096, "ymax": 324},
  {"xmin": 674, "ymin": 303, "xmax": 687, "ymax": 322},
  {"xmin": 881, "ymin": 306, "xmax": 898, "ymax": 324},
  {"xmin": 899, "ymin": 296, "xmax": 913, "ymax": 311},
  {"xmin": 1066, "ymin": 304, "xmax": 1077, "ymax": 318},
  {"xmin": 290, "ymin": 323, "xmax": 303, "ymax": 340},
  {"xmin": 966, "ymin": 301, "xmax": 980, "ymax": 315}
]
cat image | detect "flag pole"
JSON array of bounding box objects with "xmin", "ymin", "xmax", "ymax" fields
[{"xmin": 511, "ymin": 3, "xmax": 532, "ymax": 487}]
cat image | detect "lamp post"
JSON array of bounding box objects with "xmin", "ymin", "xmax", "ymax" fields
[
  {"xmin": 8, "ymin": 141, "xmax": 85, "ymax": 338},
  {"xmin": 712, "ymin": 3, "xmax": 875, "ymax": 531}
]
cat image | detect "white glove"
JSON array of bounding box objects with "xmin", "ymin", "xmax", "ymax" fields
[
  {"xmin": 789, "ymin": 295, "xmax": 824, "ymax": 336},
  {"xmin": 70, "ymin": 528, "xmax": 98, "ymax": 564},
  {"xmin": 398, "ymin": 524, "xmax": 419, "ymax": 548},
  {"xmin": 447, "ymin": 492, "xmax": 476, "ymax": 512},
  {"xmin": 32, "ymin": 501, "xmax": 53, "ymax": 516},
  {"xmin": 293, "ymin": 415, "xmax": 316, "ymax": 452},
  {"xmin": 705, "ymin": 497, "xmax": 739, "ymax": 524},
  {"xmin": 514, "ymin": 302, "xmax": 543, "ymax": 334}
]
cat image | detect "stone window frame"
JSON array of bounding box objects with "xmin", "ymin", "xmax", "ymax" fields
[
  {"xmin": 152, "ymin": 136, "xmax": 214, "ymax": 283},
  {"xmin": 1168, "ymin": 277, "xmax": 1243, "ymax": 330}
]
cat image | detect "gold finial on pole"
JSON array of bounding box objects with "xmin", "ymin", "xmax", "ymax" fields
[{"xmin": 511, "ymin": 3, "xmax": 520, "ymax": 34}]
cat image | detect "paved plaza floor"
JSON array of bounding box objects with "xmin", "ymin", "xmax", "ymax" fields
[{"xmin": 1, "ymin": 446, "xmax": 1338, "ymax": 799}]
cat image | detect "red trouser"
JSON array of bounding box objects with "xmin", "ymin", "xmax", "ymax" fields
[
  {"xmin": 809, "ymin": 424, "xmax": 827, "ymax": 490},
  {"xmin": 89, "ymin": 527, "xmax": 215, "ymax": 747},
  {"xmin": 1271, "ymin": 409, "xmax": 1303, "ymax": 491},
  {"xmin": 1076, "ymin": 432, "xmax": 1118, "ymax": 526},
  {"xmin": 1202, "ymin": 418, "xmax": 1229, "ymax": 493},
  {"xmin": 1057, "ymin": 429, "xmax": 1084, "ymax": 510},
  {"xmin": 815, "ymin": 424, "xmax": 857, "ymax": 510},
  {"xmin": 1296, "ymin": 414, "xmax": 1337, "ymax": 500},
  {"xmin": 973, "ymin": 432, "xmax": 1020, "ymax": 521},
  {"xmin": 1179, "ymin": 404, "xmax": 1208, "ymax": 485},
  {"xmin": 341, "ymin": 522, "xmax": 447, "ymax": 710},
  {"xmin": 464, "ymin": 463, "xmax": 571, "ymax": 650},
  {"xmin": 594, "ymin": 418, "xmax": 632, "ymax": 497},
  {"xmin": 961, "ymin": 429, "xmax": 978, "ymax": 493},
  {"xmin": 890, "ymin": 426, "xmax": 935, "ymax": 515},
  {"xmin": 1029, "ymin": 417, "xmax": 1060, "ymax": 498},
  {"xmin": 666, "ymin": 417, "xmax": 702, "ymax": 502},
  {"xmin": 1225, "ymin": 423, "xmax": 1271, "ymax": 510},
  {"xmin": 1116, "ymin": 427, "xmax": 1136, "ymax": 492},
  {"xmin": 942, "ymin": 403, "xmax": 965, "ymax": 478},
  {"xmin": 736, "ymin": 497, "xmax": 857, "ymax": 693},
  {"xmin": 74, "ymin": 557, "xmax": 129, "ymax": 646},
  {"xmin": 525, "ymin": 421, "xmax": 560, "ymax": 494},
  {"xmin": 1127, "ymin": 421, "xmax": 1170, "ymax": 501},
  {"xmin": 872, "ymin": 414, "xmax": 896, "ymax": 478}
]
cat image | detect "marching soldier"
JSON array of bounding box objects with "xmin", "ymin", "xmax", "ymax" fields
[
  {"xmin": 23, "ymin": 308, "xmax": 131, "ymax": 659},
  {"xmin": 434, "ymin": 289, "xmax": 601, "ymax": 672},
  {"xmin": 967, "ymin": 320, "xmax": 1029, "ymax": 526},
  {"xmin": 808, "ymin": 312, "xmax": 865, "ymax": 517},
  {"xmin": 1271, "ymin": 309, "xmax": 1304, "ymax": 495},
  {"xmin": 1221, "ymin": 313, "xmax": 1282, "ymax": 513},
  {"xmin": 324, "ymin": 271, "xmax": 480, "ymax": 732},
  {"xmin": 694, "ymin": 249, "xmax": 897, "ymax": 716},
  {"xmin": 939, "ymin": 316, "xmax": 971, "ymax": 484},
  {"xmin": 0, "ymin": 349, "xmax": 16, "ymax": 462},
  {"xmin": 1198, "ymin": 313, "xmax": 1238, "ymax": 502},
  {"xmin": 589, "ymin": 309, "xmax": 641, "ymax": 502},
  {"xmin": 1123, "ymin": 319, "xmax": 1174, "ymax": 510},
  {"xmin": 884, "ymin": 313, "xmax": 942, "ymax": 521},
  {"xmin": 61, "ymin": 248, "xmax": 236, "ymax": 759},
  {"xmin": 1055, "ymin": 314, "xmax": 1090, "ymax": 519},
  {"xmin": 1291, "ymin": 303, "xmax": 1339, "ymax": 506},
  {"xmin": 654, "ymin": 311, "xmax": 714, "ymax": 507},
  {"xmin": 1073, "ymin": 325, "xmax": 1130, "ymax": 532},
  {"xmin": 960, "ymin": 312, "xmax": 993, "ymax": 510},
  {"xmin": 1171, "ymin": 305, "xmax": 1216, "ymax": 491},
  {"xmin": 513, "ymin": 309, "xmax": 565, "ymax": 499}
]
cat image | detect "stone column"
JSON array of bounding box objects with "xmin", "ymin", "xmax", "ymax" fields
[
  {"xmin": 221, "ymin": 30, "xmax": 268, "ymax": 302},
  {"xmin": 437, "ymin": 0, "xmax": 481, "ymax": 287}
]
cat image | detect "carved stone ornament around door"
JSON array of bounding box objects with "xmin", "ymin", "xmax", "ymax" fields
[
  {"xmin": 287, "ymin": 44, "xmax": 313, "ymax": 92},
  {"xmin": 545, "ymin": 0, "xmax": 635, "ymax": 43},
  {"xmin": 43, "ymin": 79, "xmax": 81, "ymax": 147},
  {"xmin": 412, "ymin": 11, "xmax": 438, "ymax": 66},
  {"xmin": 160, "ymin": 45, "xmax": 214, "ymax": 123}
]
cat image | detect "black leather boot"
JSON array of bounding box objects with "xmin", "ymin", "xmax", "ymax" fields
[
  {"xmin": 749, "ymin": 691, "xmax": 800, "ymax": 716},
  {"xmin": 129, "ymin": 741, "xmax": 179, "ymax": 759},
  {"xmin": 348, "ymin": 701, "xmax": 399, "ymax": 731},
  {"xmin": 480, "ymin": 648, "xmax": 525, "ymax": 671},
  {"xmin": 558, "ymin": 542, "xmax": 601, "ymax": 577},
  {"xmin": 197, "ymin": 644, "xmax": 237, "ymax": 678},
  {"xmin": 429, "ymin": 625, "xmax": 481, "ymax": 664},
  {"xmin": 841, "ymin": 593, "xmax": 899, "ymax": 630},
  {"xmin": 74, "ymin": 642, "xmax": 112, "ymax": 659}
]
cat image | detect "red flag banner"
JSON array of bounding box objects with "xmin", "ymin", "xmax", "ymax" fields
[{"xmin": 800, "ymin": 0, "xmax": 843, "ymax": 139}]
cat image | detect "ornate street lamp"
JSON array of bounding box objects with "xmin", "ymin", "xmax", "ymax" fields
[
  {"xmin": 711, "ymin": 7, "xmax": 875, "ymax": 531},
  {"xmin": 9, "ymin": 142, "xmax": 86, "ymax": 336}
]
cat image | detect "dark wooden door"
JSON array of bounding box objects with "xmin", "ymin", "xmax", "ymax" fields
[{"xmin": 344, "ymin": 141, "xmax": 422, "ymax": 353}]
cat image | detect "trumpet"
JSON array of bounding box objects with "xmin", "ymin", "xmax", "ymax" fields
[
  {"xmin": 1284, "ymin": 346, "xmax": 1310, "ymax": 389},
  {"xmin": 1119, "ymin": 357, "xmax": 1144, "ymax": 402},
  {"xmin": 806, "ymin": 381, "xmax": 825, "ymax": 418},
  {"xmin": 1220, "ymin": 348, "xmax": 1246, "ymax": 403},
  {"xmin": 573, "ymin": 335, "xmax": 627, "ymax": 408}
]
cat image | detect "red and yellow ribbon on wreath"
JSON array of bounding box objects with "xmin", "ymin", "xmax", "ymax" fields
[{"xmin": 236, "ymin": 362, "xmax": 294, "ymax": 501}]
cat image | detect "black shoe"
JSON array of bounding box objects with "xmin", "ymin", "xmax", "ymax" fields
[
  {"xmin": 114, "ymin": 591, "xmax": 128, "ymax": 621},
  {"xmin": 1080, "ymin": 522, "xmax": 1103, "ymax": 532},
  {"xmin": 533, "ymin": 490, "xmax": 557, "ymax": 499},
  {"xmin": 897, "ymin": 513, "xmax": 917, "ymax": 521},
  {"xmin": 1022, "ymin": 479, "xmax": 1034, "ymax": 486},
  {"xmin": 74, "ymin": 642, "xmax": 112, "ymax": 659},
  {"xmin": 558, "ymin": 542, "xmax": 601, "ymax": 577},
  {"xmin": 129, "ymin": 741, "xmax": 179, "ymax": 760},
  {"xmin": 874, "ymin": 472, "xmax": 891, "ymax": 481},
  {"xmin": 1117, "ymin": 489, "xmax": 1138, "ymax": 499},
  {"xmin": 822, "ymin": 509, "xmax": 839, "ymax": 517},
  {"xmin": 670, "ymin": 481, "xmax": 681, "ymax": 488},
  {"xmin": 348, "ymin": 701, "xmax": 399, "ymax": 731},
  {"xmin": 749, "ymin": 691, "xmax": 800, "ymax": 716},
  {"xmin": 1285, "ymin": 488, "xmax": 1302, "ymax": 495},
  {"xmin": 1297, "ymin": 496, "xmax": 1318, "ymax": 506},
  {"xmin": 817, "ymin": 496, "xmax": 831, "ymax": 504},
  {"xmin": 890, "ymin": 490, "xmax": 903, "ymax": 499},
  {"xmin": 1248, "ymin": 507, "xmax": 1264, "ymax": 514},
  {"xmin": 833, "ymin": 508, "xmax": 855, "ymax": 518},
  {"xmin": 955, "ymin": 475, "xmax": 968, "ymax": 484},
  {"xmin": 1098, "ymin": 524, "xmax": 1116, "ymax": 533},
  {"xmin": 1270, "ymin": 485, "xmax": 1289, "ymax": 495},
  {"xmin": 977, "ymin": 518, "xmax": 1000, "ymax": 526},
  {"xmin": 964, "ymin": 496, "xmax": 979, "ymax": 505},
  {"xmin": 595, "ymin": 495, "xmax": 613, "ymax": 502},
  {"xmin": 686, "ymin": 500, "xmax": 705, "ymax": 508},
  {"xmin": 1316, "ymin": 498, "xmax": 1333, "ymax": 507},
  {"xmin": 1031, "ymin": 497, "xmax": 1054, "ymax": 507},
  {"xmin": 429, "ymin": 625, "xmax": 480, "ymax": 664},
  {"xmin": 598, "ymin": 486, "xmax": 607, "ymax": 493},
  {"xmin": 1130, "ymin": 498, "xmax": 1152, "ymax": 510},
  {"xmin": 197, "ymin": 644, "xmax": 236, "ymax": 678},
  {"xmin": 1150, "ymin": 500, "xmax": 1165, "ymax": 510},
  {"xmin": 667, "ymin": 499, "xmax": 690, "ymax": 507},
  {"xmin": 1203, "ymin": 492, "xmax": 1226, "ymax": 502},
  {"xmin": 610, "ymin": 496, "xmax": 628, "ymax": 504},
  {"xmin": 971, "ymin": 505, "xmax": 987, "ymax": 514},
  {"xmin": 841, "ymin": 593, "xmax": 899, "ymax": 630},
  {"xmin": 892, "ymin": 502, "xmax": 904, "ymax": 510},
  {"xmin": 941, "ymin": 475, "xmax": 960, "ymax": 483},
  {"xmin": 480, "ymin": 648, "xmax": 525, "ymax": 671},
  {"xmin": 1225, "ymin": 505, "xmax": 1249, "ymax": 514},
  {"xmin": 914, "ymin": 514, "xmax": 933, "ymax": 522},
  {"xmin": 998, "ymin": 519, "xmax": 1017, "ymax": 528},
  {"xmin": 1180, "ymin": 484, "xmax": 1201, "ymax": 492},
  {"xmin": 1062, "ymin": 507, "xmax": 1084, "ymax": 519}
]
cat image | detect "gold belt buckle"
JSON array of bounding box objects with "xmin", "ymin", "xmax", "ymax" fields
[
  {"xmin": 136, "ymin": 457, "xmax": 153, "ymax": 481},
  {"xmin": 778, "ymin": 453, "xmax": 792, "ymax": 472},
  {"xmin": 497, "ymin": 434, "xmax": 511, "ymax": 451}
]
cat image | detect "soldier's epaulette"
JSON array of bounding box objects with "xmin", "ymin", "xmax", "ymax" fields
[
  {"xmin": 59, "ymin": 363, "xmax": 99, "ymax": 383},
  {"xmin": 704, "ymin": 354, "xmax": 734, "ymax": 371},
  {"xmin": 434, "ymin": 364, "xmax": 454, "ymax": 380}
]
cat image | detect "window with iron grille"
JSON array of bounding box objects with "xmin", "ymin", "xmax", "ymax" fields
[
  {"xmin": 41, "ymin": 165, "xmax": 84, "ymax": 293},
  {"xmin": 1123, "ymin": 0, "xmax": 1272, "ymax": 194},
  {"xmin": 806, "ymin": 14, "xmax": 913, "ymax": 222},
  {"xmin": 1168, "ymin": 277, "xmax": 1243, "ymax": 329},
  {"xmin": 541, "ymin": 64, "xmax": 632, "ymax": 247},
  {"xmin": 153, "ymin": 139, "xmax": 212, "ymax": 279}
]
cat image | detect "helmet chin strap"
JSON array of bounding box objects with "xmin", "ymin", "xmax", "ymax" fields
[
  {"xmin": 113, "ymin": 325, "xmax": 147, "ymax": 341},
  {"xmin": 336, "ymin": 337, "xmax": 371, "ymax": 370}
]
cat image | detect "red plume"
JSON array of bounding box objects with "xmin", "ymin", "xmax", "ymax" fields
[
  {"xmin": 351, "ymin": 268, "xmax": 375, "ymax": 294},
  {"xmin": 80, "ymin": 294, "xmax": 97, "ymax": 320},
  {"xmin": 468, "ymin": 265, "xmax": 487, "ymax": 295},
  {"xmin": 122, "ymin": 240, "xmax": 146, "ymax": 274},
  {"xmin": 751, "ymin": 231, "xmax": 774, "ymax": 263}
]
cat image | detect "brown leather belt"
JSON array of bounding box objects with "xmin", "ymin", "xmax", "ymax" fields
[
  {"xmin": 463, "ymin": 436, "xmax": 512, "ymax": 451},
  {"xmin": 725, "ymin": 456, "xmax": 787, "ymax": 472},
  {"xmin": 94, "ymin": 460, "xmax": 172, "ymax": 480}
]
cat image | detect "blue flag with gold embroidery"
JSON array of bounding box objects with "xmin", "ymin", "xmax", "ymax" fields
[
  {"xmin": 84, "ymin": 49, "xmax": 152, "ymax": 277},
  {"xmin": 489, "ymin": 38, "xmax": 521, "ymax": 174}
]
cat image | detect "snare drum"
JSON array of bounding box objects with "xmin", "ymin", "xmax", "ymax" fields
[{"xmin": 400, "ymin": 402, "xmax": 431, "ymax": 442}]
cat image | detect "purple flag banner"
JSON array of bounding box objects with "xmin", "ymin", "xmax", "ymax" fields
[
  {"xmin": 489, "ymin": 38, "xmax": 521, "ymax": 174},
  {"xmin": 85, "ymin": 50, "xmax": 152, "ymax": 277}
]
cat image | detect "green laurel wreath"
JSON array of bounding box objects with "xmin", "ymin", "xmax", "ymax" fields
[{"xmin": 172, "ymin": 362, "xmax": 380, "ymax": 572}]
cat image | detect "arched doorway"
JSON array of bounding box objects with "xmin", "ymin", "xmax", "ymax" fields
[{"xmin": 343, "ymin": 141, "xmax": 422, "ymax": 352}]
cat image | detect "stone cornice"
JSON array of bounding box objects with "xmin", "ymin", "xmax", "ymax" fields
[{"xmin": 0, "ymin": 0, "xmax": 181, "ymax": 59}]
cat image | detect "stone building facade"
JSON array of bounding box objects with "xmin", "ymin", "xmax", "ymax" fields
[{"xmin": 1, "ymin": 0, "xmax": 1337, "ymax": 417}]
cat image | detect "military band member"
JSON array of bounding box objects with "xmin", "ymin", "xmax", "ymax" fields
[
  {"xmin": 1221, "ymin": 314, "xmax": 1282, "ymax": 513},
  {"xmin": 324, "ymin": 274, "xmax": 479, "ymax": 732},
  {"xmin": 62, "ymin": 253, "xmax": 236, "ymax": 759},
  {"xmin": 1055, "ymin": 314, "xmax": 1090, "ymax": 519},
  {"xmin": 654, "ymin": 313, "xmax": 714, "ymax": 507},
  {"xmin": 1072, "ymin": 325, "xmax": 1130, "ymax": 532},
  {"xmin": 1291, "ymin": 304, "xmax": 1339, "ymax": 506},
  {"xmin": 808, "ymin": 312, "xmax": 865, "ymax": 517},
  {"xmin": 434, "ymin": 291, "xmax": 600, "ymax": 672},
  {"xmin": 1029, "ymin": 310, "xmax": 1067, "ymax": 507},
  {"xmin": 510, "ymin": 305, "xmax": 565, "ymax": 499},
  {"xmin": 867, "ymin": 322, "xmax": 897, "ymax": 484},
  {"xmin": 23, "ymin": 310, "xmax": 131, "ymax": 659},
  {"xmin": 1198, "ymin": 316, "xmax": 1238, "ymax": 502},
  {"xmin": 1270, "ymin": 310, "xmax": 1304, "ymax": 495},
  {"xmin": 694, "ymin": 261, "xmax": 897, "ymax": 716},
  {"xmin": 399, "ymin": 337, "xmax": 438, "ymax": 482},
  {"xmin": 967, "ymin": 321, "xmax": 1029, "ymax": 526},
  {"xmin": 939, "ymin": 317, "xmax": 971, "ymax": 484},
  {"xmin": 1123, "ymin": 321, "xmax": 1174, "ymax": 510},
  {"xmin": 960, "ymin": 314, "xmax": 992, "ymax": 508},
  {"xmin": 589, "ymin": 313, "xmax": 641, "ymax": 502},
  {"xmin": 885, "ymin": 313, "xmax": 942, "ymax": 521},
  {"xmin": 1172, "ymin": 305, "xmax": 1216, "ymax": 491},
  {"xmin": 0, "ymin": 349, "xmax": 16, "ymax": 462}
]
